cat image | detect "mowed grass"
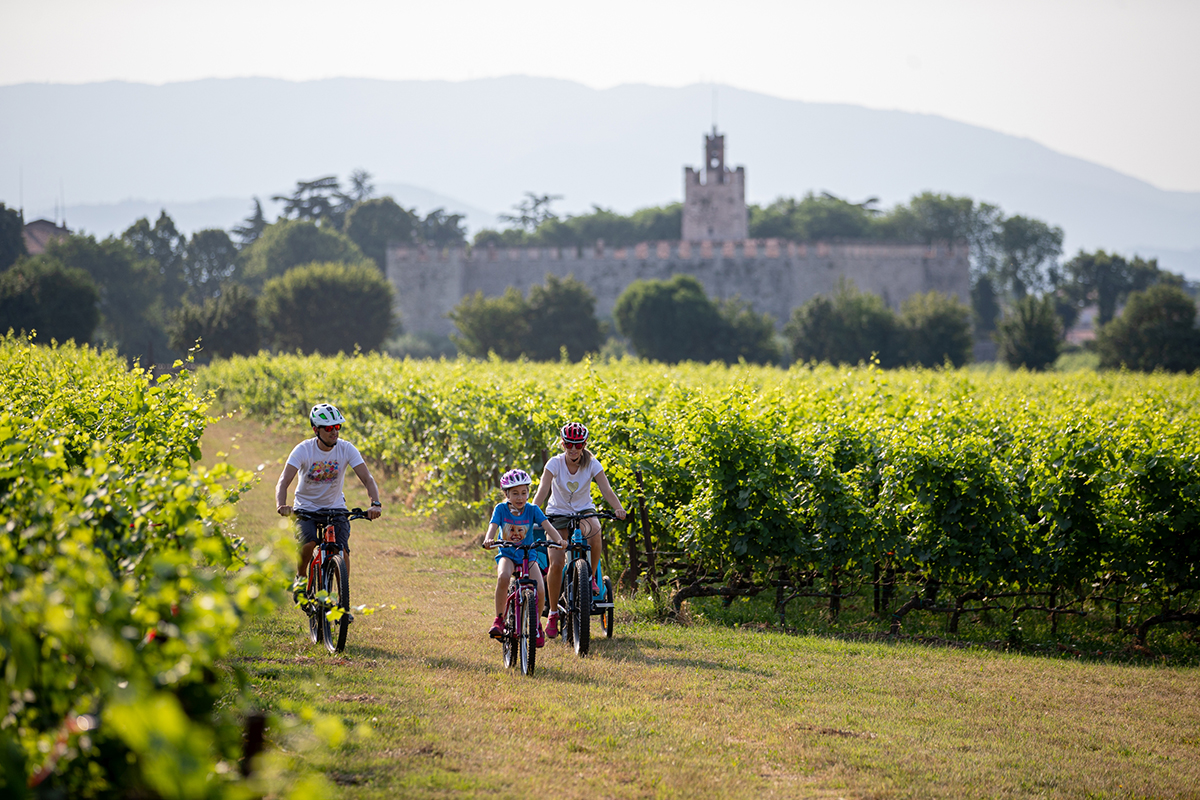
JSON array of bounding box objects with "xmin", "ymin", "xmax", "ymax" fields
[{"xmin": 204, "ymin": 416, "xmax": 1200, "ymax": 799}]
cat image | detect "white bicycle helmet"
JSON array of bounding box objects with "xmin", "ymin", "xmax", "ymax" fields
[
  {"xmin": 500, "ymin": 469, "xmax": 532, "ymax": 489},
  {"xmin": 309, "ymin": 403, "xmax": 347, "ymax": 427}
]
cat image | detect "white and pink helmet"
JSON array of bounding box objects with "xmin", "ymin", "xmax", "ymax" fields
[{"xmin": 500, "ymin": 469, "xmax": 532, "ymax": 490}]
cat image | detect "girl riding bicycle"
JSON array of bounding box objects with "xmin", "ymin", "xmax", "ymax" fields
[
  {"xmin": 482, "ymin": 469, "xmax": 563, "ymax": 647},
  {"xmin": 532, "ymin": 422, "xmax": 626, "ymax": 640}
]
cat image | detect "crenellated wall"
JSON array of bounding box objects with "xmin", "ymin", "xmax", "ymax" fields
[{"xmin": 387, "ymin": 238, "xmax": 971, "ymax": 337}]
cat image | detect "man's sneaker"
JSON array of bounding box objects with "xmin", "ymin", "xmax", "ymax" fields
[
  {"xmin": 536, "ymin": 625, "xmax": 545, "ymax": 648},
  {"xmin": 592, "ymin": 576, "xmax": 600, "ymax": 595},
  {"xmin": 545, "ymin": 612, "xmax": 559, "ymax": 639},
  {"xmin": 488, "ymin": 615, "xmax": 504, "ymax": 638}
]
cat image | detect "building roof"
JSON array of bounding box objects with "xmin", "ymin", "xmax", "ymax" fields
[{"xmin": 22, "ymin": 219, "xmax": 70, "ymax": 255}]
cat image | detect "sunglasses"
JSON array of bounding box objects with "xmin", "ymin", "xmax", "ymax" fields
[
  {"xmin": 318, "ymin": 424, "xmax": 341, "ymax": 432},
  {"xmin": 563, "ymin": 441, "xmax": 586, "ymax": 449}
]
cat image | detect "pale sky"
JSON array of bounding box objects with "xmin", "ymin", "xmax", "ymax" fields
[{"xmin": 3, "ymin": 0, "xmax": 1198, "ymax": 192}]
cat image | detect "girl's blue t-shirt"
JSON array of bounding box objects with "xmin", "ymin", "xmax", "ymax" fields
[{"xmin": 490, "ymin": 501, "xmax": 550, "ymax": 570}]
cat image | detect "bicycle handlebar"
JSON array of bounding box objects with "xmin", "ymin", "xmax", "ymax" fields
[
  {"xmin": 482, "ymin": 540, "xmax": 563, "ymax": 551},
  {"xmin": 292, "ymin": 507, "xmax": 372, "ymax": 523}
]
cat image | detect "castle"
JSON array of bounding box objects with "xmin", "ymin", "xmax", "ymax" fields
[{"xmin": 387, "ymin": 130, "xmax": 970, "ymax": 338}]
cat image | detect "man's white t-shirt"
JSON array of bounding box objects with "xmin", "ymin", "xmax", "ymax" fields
[
  {"xmin": 286, "ymin": 438, "xmax": 365, "ymax": 511},
  {"xmin": 543, "ymin": 453, "xmax": 605, "ymax": 516}
]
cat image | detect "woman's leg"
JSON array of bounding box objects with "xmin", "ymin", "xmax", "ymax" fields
[{"xmin": 583, "ymin": 517, "xmax": 603, "ymax": 587}]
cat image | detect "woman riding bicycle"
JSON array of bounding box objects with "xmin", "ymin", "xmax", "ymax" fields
[
  {"xmin": 482, "ymin": 469, "xmax": 563, "ymax": 647},
  {"xmin": 532, "ymin": 422, "xmax": 626, "ymax": 640},
  {"xmin": 275, "ymin": 403, "xmax": 383, "ymax": 595}
]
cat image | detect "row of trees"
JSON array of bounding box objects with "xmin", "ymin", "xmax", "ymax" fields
[{"xmin": 0, "ymin": 173, "xmax": 430, "ymax": 362}]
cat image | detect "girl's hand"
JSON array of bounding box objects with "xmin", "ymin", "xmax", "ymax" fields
[{"xmin": 614, "ymin": 507, "xmax": 626, "ymax": 520}]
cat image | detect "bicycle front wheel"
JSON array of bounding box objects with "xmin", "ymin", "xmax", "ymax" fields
[
  {"xmin": 502, "ymin": 599, "xmax": 516, "ymax": 669},
  {"xmin": 519, "ymin": 587, "xmax": 537, "ymax": 675},
  {"xmin": 324, "ymin": 553, "xmax": 351, "ymax": 654},
  {"xmin": 570, "ymin": 560, "xmax": 590, "ymax": 657}
]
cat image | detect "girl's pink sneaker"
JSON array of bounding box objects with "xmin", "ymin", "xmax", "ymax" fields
[
  {"xmin": 488, "ymin": 615, "xmax": 503, "ymax": 638},
  {"xmin": 545, "ymin": 612, "xmax": 559, "ymax": 639}
]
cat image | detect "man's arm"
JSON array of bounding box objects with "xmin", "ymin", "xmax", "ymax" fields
[
  {"xmin": 275, "ymin": 464, "xmax": 299, "ymax": 516},
  {"xmin": 352, "ymin": 462, "xmax": 383, "ymax": 520}
]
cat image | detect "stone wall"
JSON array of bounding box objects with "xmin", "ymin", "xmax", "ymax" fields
[{"xmin": 387, "ymin": 239, "xmax": 971, "ymax": 338}]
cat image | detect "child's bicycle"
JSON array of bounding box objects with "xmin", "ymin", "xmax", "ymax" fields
[
  {"xmin": 483, "ymin": 539, "xmax": 560, "ymax": 675},
  {"xmin": 555, "ymin": 510, "xmax": 618, "ymax": 657},
  {"xmin": 293, "ymin": 507, "xmax": 371, "ymax": 654}
]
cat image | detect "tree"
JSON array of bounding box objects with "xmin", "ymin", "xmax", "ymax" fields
[
  {"xmin": 448, "ymin": 288, "xmax": 531, "ymax": 360},
  {"xmin": 168, "ymin": 283, "xmax": 260, "ymax": 360},
  {"xmin": 259, "ymin": 262, "xmax": 394, "ymax": 355},
  {"xmin": 971, "ymin": 274, "xmax": 1001, "ymax": 336},
  {"xmin": 35, "ymin": 235, "xmax": 164, "ymax": 362},
  {"xmin": 344, "ymin": 197, "xmax": 418, "ymax": 271},
  {"xmin": 231, "ymin": 197, "xmax": 268, "ymax": 248},
  {"xmin": 1096, "ymin": 284, "xmax": 1200, "ymax": 372},
  {"xmin": 183, "ymin": 228, "xmax": 239, "ymax": 304},
  {"xmin": 714, "ymin": 298, "xmax": 781, "ymax": 365},
  {"xmin": 123, "ymin": 211, "xmax": 187, "ymax": 305},
  {"xmin": 899, "ymin": 290, "xmax": 973, "ymax": 367},
  {"xmin": 995, "ymin": 215, "xmax": 1063, "ymax": 299},
  {"xmin": 239, "ymin": 219, "xmax": 365, "ymax": 289},
  {"xmin": 784, "ymin": 280, "xmax": 902, "ymax": 367},
  {"xmin": 419, "ymin": 209, "xmax": 468, "ymax": 248},
  {"xmin": 346, "ymin": 169, "xmax": 375, "ymax": 204},
  {"xmin": 273, "ymin": 176, "xmax": 353, "ymax": 229},
  {"xmin": 613, "ymin": 275, "xmax": 721, "ymax": 363},
  {"xmin": 749, "ymin": 192, "xmax": 880, "ymax": 241},
  {"xmin": 498, "ymin": 192, "xmax": 562, "ymax": 232},
  {"xmin": 526, "ymin": 274, "xmax": 604, "ymax": 361},
  {"xmin": 0, "ymin": 259, "xmax": 99, "ymax": 344},
  {"xmin": 1060, "ymin": 250, "xmax": 1179, "ymax": 327},
  {"xmin": 996, "ymin": 295, "xmax": 1061, "ymax": 370},
  {"xmin": 0, "ymin": 202, "xmax": 26, "ymax": 270}
]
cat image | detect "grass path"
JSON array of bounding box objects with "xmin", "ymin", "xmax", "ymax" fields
[{"xmin": 205, "ymin": 416, "xmax": 1200, "ymax": 799}]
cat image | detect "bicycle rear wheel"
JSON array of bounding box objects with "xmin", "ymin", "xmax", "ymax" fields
[
  {"xmin": 502, "ymin": 599, "xmax": 516, "ymax": 669},
  {"xmin": 324, "ymin": 553, "xmax": 351, "ymax": 654},
  {"xmin": 519, "ymin": 587, "xmax": 538, "ymax": 675},
  {"xmin": 570, "ymin": 560, "xmax": 590, "ymax": 657},
  {"xmin": 600, "ymin": 576, "xmax": 615, "ymax": 638}
]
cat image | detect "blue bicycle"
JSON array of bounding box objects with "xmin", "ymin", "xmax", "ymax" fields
[{"xmin": 554, "ymin": 510, "xmax": 617, "ymax": 657}]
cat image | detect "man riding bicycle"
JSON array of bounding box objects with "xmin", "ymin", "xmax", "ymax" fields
[{"xmin": 275, "ymin": 403, "xmax": 383, "ymax": 595}]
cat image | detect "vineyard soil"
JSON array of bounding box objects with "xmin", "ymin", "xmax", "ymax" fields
[{"xmin": 207, "ymin": 416, "xmax": 1200, "ymax": 799}]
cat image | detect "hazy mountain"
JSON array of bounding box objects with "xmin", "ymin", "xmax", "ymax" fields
[{"xmin": 2, "ymin": 76, "xmax": 1197, "ymax": 277}]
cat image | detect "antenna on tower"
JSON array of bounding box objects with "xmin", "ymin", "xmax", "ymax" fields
[{"xmin": 712, "ymin": 86, "xmax": 718, "ymax": 132}]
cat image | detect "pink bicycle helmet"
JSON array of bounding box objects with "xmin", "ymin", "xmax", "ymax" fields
[
  {"xmin": 500, "ymin": 469, "xmax": 532, "ymax": 489},
  {"xmin": 560, "ymin": 421, "xmax": 588, "ymax": 444}
]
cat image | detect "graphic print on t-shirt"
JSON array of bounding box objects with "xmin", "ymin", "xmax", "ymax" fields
[
  {"xmin": 307, "ymin": 460, "xmax": 340, "ymax": 483},
  {"xmin": 504, "ymin": 523, "xmax": 528, "ymax": 542}
]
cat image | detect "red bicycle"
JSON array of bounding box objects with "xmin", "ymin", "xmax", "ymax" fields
[
  {"xmin": 483, "ymin": 539, "xmax": 560, "ymax": 675},
  {"xmin": 294, "ymin": 507, "xmax": 370, "ymax": 654}
]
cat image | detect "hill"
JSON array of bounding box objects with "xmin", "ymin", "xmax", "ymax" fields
[{"xmin": 2, "ymin": 77, "xmax": 1197, "ymax": 276}]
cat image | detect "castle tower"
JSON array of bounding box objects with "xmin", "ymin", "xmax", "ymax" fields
[{"xmin": 682, "ymin": 127, "xmax": 748, "ymax": 241}]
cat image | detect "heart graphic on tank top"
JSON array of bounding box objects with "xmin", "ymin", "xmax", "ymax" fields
[{"xmin": 566, "ymin": 480, "xmax": 580, "ymax": 493}]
